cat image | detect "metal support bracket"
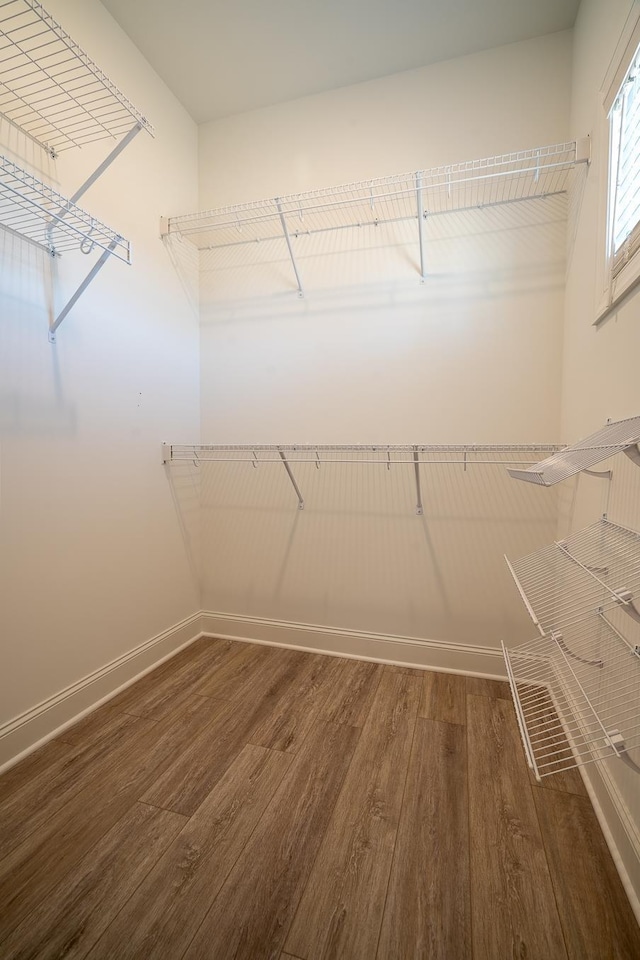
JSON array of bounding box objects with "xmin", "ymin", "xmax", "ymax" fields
[
  {"xmin": 161, "ymin": 443, "xmax": 172, "ymax": 464},
  {"xmin": 69, "ymin": 124, "xmax": 143, "ymax": 208},
  {"xmin": 278, "ymin": 450, "xmax": 305, "ymax": 509},
  {"xmin": 276, "ymin": 199, "xmax": 304, "ymax": 297},
  {"xmin": 413, "ymin": 448, "xmax": 423, "ymax": 515},
  {"xmin": 623, "ymin": 444, "xmax": 640, "ymax": 469},
  {"xmin": 415, "ymin": 172, "xmax": 426, "ymax": 282},
  {"xmin": 583, "ymin": 468, "xmax": 613, "ymax": 479},
  {"xmin": 614, "ymin": 589, "xmax": 640, "ymax": 625},
  {"xmin": 49, "ymin": 239, "xmax": 119, "ymax": 342}
]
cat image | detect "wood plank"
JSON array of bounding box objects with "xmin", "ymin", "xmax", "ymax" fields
[
  {"xmin": 104, "ymin": 637, "xmax": 240, "ymax": 720},
  {"xmin": 249, "ymin": 654, "xmax": 343, "ymax": 752},
  {"xmin": 284, "ymin": 669, "xmax": 421, "ymax": 960},
  {"xmin": 0, "ymin": 711, "xmax": 144, "ymax": 860},
  {"xmin": 1, "ymin": 802, "xmax": 186, "ymax": 960},
  {"xmin": 420, "ymin": 671, "xmax": 466, "ymax": 725},
  {"xmin": 376, "ymin": 717, "xmax": 470, "ymax": 960},
  {"xmin": 0, "ymin": 739, "xmax": 74, "ymax": 803},
  {"xmin": 86, "ymin": 745, "xmax": 292, "ymax": 960},
  {"xmin": 319, "ymin": 659, "xmax": 383, "ymax": 727},
  {"xmin": 0, "ymin": 695, "xmax": 227, "ymax": 941},
  {"xmin": 466, "ymin": 676, "xmax": 511, "ymax": 699},
  {"xmin": 181, "ymin": 721, "xmax": 360, "ymax": 960},
  {"xmin": 467, "ymin": 694, "xmax": 567, "ymax": 960},
  {"xmin": 141, "ymin": 649, "xmax": 309, "ymax": 814},
  {"xmin": 533, "ymin": 787, "xmax": 640, "ymax": 960},
  {"xmin": 194, "ymin": 641, "xmax": 276, "ymax": 700}
]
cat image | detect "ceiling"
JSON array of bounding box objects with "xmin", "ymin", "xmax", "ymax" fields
[{"xmin": 101, "ymin": 0, "xmax": 580, "ymax": 124}]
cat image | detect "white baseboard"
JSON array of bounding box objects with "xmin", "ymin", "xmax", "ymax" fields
[
  {"xmin": 200, "ymin": 610, "xmax": 506, "ymax": 678},
  {"xmin": 0, "ymin": 612, "xmax": 204, "ymax": 772},
  {"xmin": 580, "ymin": 760, "xmax": 640, "ymax": 926}
]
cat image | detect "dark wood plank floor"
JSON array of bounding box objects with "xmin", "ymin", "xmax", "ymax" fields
[{"xmin": 0, "ymin": 638, "xmax": 638, "ymax": 960}]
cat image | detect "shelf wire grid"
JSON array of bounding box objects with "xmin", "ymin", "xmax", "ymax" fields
[
  {"xmin": 0, "ymin": 0, "xmax": 152, "ymax": 154},
  {"xmin": 165, "ymin": 142, "xmax": 578, "ymax": 251},
  {"xmin": 506, "ymin": 518, "xmax": 640, "ymax": 634},
  {"xmin": 507, "ymin": 415, "xmax": 640, "ymax": 485},
  {"xmin": 503, "ymin": 614, "xmax": 640, "ymax": 778},
  {"xmin": 0, "ymin": 152, "xmax": 130, "ymax": 260},
  {"xmin": 504, "ymin": 518, "xmax": 640, "ymax": 778},
  {"xmin": 164, "ymin": 443, "xmax": 560, "ymax": 466}
]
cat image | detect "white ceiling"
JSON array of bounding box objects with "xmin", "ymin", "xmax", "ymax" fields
[{"xmin": 101, "ymin": 0, "xmax": 580, "ymax": 123}]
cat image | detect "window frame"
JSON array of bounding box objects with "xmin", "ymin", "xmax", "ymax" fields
[{"xmin": 595, "ymin": 8, "xmax": 640, "ymax": 324}]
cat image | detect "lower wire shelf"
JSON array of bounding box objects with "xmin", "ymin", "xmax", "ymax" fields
[{"xmin": 503, "ymin": 519, "xmax": 640, "ymax": 780}]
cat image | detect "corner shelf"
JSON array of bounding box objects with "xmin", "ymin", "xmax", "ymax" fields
[
  {"xmin": 161, "ymin": 139, "xmax": 588, "ymax": 297},
  {"xmin": 507, "ymin": 415, "xmax": 640, "ymax": 485},
  {"xmin": 503, "ymin": 518, "xmax": 640, "ymax": 779}
]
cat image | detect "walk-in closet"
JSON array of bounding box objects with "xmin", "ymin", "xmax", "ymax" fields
[{"xmin": 1, "ymin": 1, "xmax": 640, "ymax": 957}]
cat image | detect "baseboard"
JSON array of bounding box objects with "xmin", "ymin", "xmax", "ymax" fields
[
  {"xmin": 200, "ymin": 610, "xmax": 506, "ymax": 677},
  {"xmin": 0, "ymin": 612, "xmax": 204, "ymax": 772},
  {"xmin": 580, "ymin": 760, "xmax": 640, "ymax": 926}
]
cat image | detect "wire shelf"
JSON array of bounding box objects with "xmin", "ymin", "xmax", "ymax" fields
[
  {"xmin": 507, "ymin": 415, "xmax": 640, "ymax": 485},
  {"xmin": 503, "ymin": 518, "xmax": 640, "ymax": 779},
  {"xmin": 164, "ymin": 141, "xmax": 579, "ymax": 253},
  {"xmin": 502, "ymin": 614, "xmax": 640, "ymax": 779},
  {"xmin": 0, "ymin": 152, "xmax": 130, "ymax": 260},
  {"xmin": 163, "ymin": 442, "xmax": 560, "ymax": 465},
  {"xmin": 506, "ymin": 518, "xmax": 640, "ymax": 634},
  {"xmin": 0, "ymin": 0, "xmax": 152, "ymax": 155}
]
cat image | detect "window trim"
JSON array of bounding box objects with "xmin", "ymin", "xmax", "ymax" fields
[{"xmin": 595, "ymin": 6, "xmax": 640, "ymax": 325}]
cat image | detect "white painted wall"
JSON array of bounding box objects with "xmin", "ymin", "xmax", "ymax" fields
[
  {"xmin": 0, "ymin": 0, "xmax": 201, "ymax": 760},
  {"xmin": 561, "ymin": 0, "xmax": 640, "ymax": 915},
  {"xmin": 195, "ymin": 32, "xmax": 572, "ymax": 646}
]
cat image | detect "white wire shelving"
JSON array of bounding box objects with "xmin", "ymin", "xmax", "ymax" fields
[
  {"xmin": 0, "ymin": 0, "xmax": 153, "ymax": 156},
  {"xmin": 162, "ymin": 442, "xmax": 559, "ymax": 514},
  {"xmin": 507, "ymin": 414, "xmax": 640, "ymax": 485},
  {"xmin": 0, "ymin": 0, "xmax": 153, "ymax": 339},
  {"xmin": 0, "ymin": 152, "xmax": 128, "ymax": 259},
  {"xmin": 161, "ymin": 139, "xmax": 589, "ymax": 296},
  {"xmin": 503, "ymin": 518, "xmax": 640, "ymax": 779}
]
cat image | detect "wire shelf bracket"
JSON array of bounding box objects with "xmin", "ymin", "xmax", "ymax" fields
[
  {"xmin": 503, "ymin": 518, "xmax": 640, "ymax": 780},
  {"xmin": 507, "ymin": 415, "xmax": 640, "ymax": 485},
  {"xmin": 0, "ymin": 153, "xmax": 130, "ymax": 339},
  {"xmin": 161, "ymin": 140, "xmax": 589, "ymax": 295}
]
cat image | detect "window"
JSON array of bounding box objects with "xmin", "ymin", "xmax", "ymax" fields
[{"xmin": 609, "ymin": 44, "xmax": 640, "ymax": 280}]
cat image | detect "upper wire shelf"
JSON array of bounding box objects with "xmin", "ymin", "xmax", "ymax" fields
[
  {"xmin": 0, "ymin": 152, "xmax": 129, "ymax": 260},
  {"xmin": 164, "ymin": 141, "xmax": 581, "ymax": 250},
  {"xmin": 0, "ymin": 0, "xmax": 153, "ymax": 156},
  {"xmin": 507, "ymin": 415, "xmax": 640, "ymax": 485},
  {"xmin": 503, "ymin": 518, "xmax": 640, "ymax": 779}
]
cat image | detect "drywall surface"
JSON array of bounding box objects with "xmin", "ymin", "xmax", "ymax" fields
[
  {"xmin": 0, "ymin": 0, "xmax": 201, "ymax": 737},
  {"xmin": 561, "ymin": 0, "xmax": 640, "ymax": 913},
  {"xmin": 194, "ymin": 32, "xmax": 572, "ymax": 645}
]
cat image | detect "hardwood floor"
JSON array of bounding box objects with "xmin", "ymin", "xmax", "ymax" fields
[{"xmin": 0, "ymin": 639, "xmax": 638, "ymax": 960}]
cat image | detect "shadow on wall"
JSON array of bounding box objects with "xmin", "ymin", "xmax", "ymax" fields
[
  {"xmin": 163, "ymin": 450, "xmax": 567, "ymax": 647},
  {"xmin": 0, "ymin": 230, "xmax": 77, "ymax": 437}
]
